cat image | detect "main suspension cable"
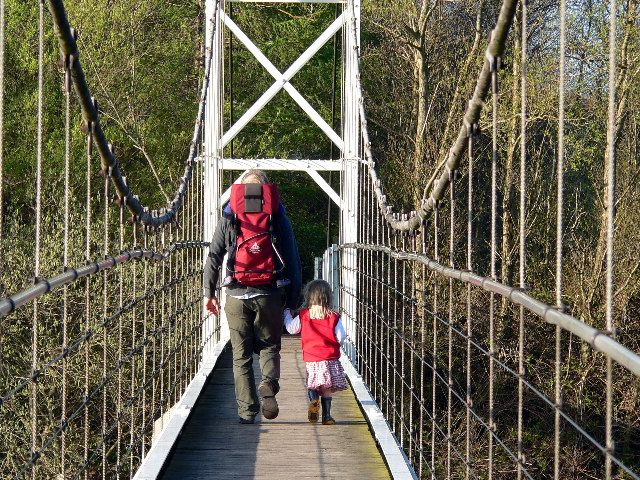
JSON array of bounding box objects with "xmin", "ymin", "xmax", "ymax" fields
[
  {"xmin": 348, "ymin": 0, "xmax": 518, "ymax": 232},
  {"xmin": 45, "ymin": 0, "xmax": 221, "ymax": 227}
]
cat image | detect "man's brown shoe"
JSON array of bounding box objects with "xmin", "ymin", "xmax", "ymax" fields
[{"xmin": 258, "ymin": 381, "xmax": 279, "ymax": 420}]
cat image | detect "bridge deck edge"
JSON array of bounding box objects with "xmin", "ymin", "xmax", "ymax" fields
[
  {"xmin": 133, "ymin": 336, "xmax": 230, "ymax": 480},
  {"xmin": 341, "ymin": 344, "xmax": 418, "ymax": 480}
]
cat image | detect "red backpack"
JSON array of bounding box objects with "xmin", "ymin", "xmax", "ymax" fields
[{"xmin": 227, "ymin": 183, "xmax": 285, "ymax": 286}]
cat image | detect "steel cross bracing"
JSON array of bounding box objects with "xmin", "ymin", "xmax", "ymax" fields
[
  {"xmin": 202, "ymin": 0, "xmax": 356, "ymax": 223},
  {"xmin": 219, "ymin": 10, "xmax": 346, "ymax": 150}
]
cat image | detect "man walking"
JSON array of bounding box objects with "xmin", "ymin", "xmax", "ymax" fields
[{"xmin": 203, "ymin": 170, "xmax": 301, "ymax": 423}]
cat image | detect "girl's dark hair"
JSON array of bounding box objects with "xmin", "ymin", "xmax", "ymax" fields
[{"xmin": 303, "ymin": 280, "xmax": 333, "ymax": 318}]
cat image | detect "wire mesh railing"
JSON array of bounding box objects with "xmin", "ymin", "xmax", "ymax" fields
[
  {"xmin": 0, "ymin": 235, "xmax": 217, "ymax": 479},
  {"xmin": 332, "ymin": 0, "xmax": 640, "ymax": 478},
  {"xmin": 338, "ymin": 238, "xmax": 640, "ymax": 479},
  {"xmin": 0, "ymin": 0, "xmax": 221, "ymax": 478}
]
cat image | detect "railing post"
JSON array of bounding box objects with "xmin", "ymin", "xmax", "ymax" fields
[
  {"xmin": 314, "ymin": 256, "xmax": 323, "ymax": 280},
  {"xmin": 322, "ymin": 246, "xmax": 329, "ymax": 283},
  {"xmin": 331, "ymin": 244, "xmax": 340, "ymax": 311}
]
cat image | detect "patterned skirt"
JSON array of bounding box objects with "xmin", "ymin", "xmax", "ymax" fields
[{"xmin": 306, "ymin": 359, "xmax": 348, "ymax": 394}]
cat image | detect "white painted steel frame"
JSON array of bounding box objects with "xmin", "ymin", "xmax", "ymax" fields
[
  {"xmin": 307, "ymin": 169, "xmax": 341, "ymax": 207},
  {"xmin": 218, "ymin": 169, "xmax": 341, "ymax": 208},
  {"xmin": 202, "ymin": 0, "xmax": 225, "ymax": 367},
  {"xmin": 211, "ymin": 0, "xmax": 361, "ymax": 363},
  {"xmin": 217, "ymin": 159, "xmax": 342, "ymax": 207},
  {"xmin": 220, "ymin": 158, "xmax": 342, "ymax": 171}
]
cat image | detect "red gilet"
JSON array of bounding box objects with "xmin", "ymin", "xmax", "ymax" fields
[{"xmin": 299, "ymin": 308, "xmax": 341, "ymax": 362}]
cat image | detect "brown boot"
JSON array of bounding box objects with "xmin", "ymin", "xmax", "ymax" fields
[
  {"xmin": 258, "ymin": 381, "xmax": 279, "ymax": 420},
  {"xmin": 308, "ymin": 399, "xmax": 320, "ymax": 423}
]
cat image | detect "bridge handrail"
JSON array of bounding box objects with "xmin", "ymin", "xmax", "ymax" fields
[
  {"xmin": 343, "ymin": 243, "xmax": 640, "ymax": 378},
  {"xmin": 46, "ymin": 0, "xmax": 221, "ymax": 227},
  {"xmin": 348, "ymin": 0, "xmax": 518, "ymax": 232},
  {"xmin": 0, "ymin": 241, "xmax": 209, "ymax": 319},
  {"xmin": 0, "ymin": 242, "xmax": 207, "ymax": 412}
]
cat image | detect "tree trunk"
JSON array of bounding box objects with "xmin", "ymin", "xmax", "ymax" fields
[
  {"xmin": 499, "ymin": 8, "xmax": 522, "ymax": 338},
  {"xmin": 412, "ymin": 47, "xmax": 430, "ymax": 206},
  {"xmin": 586, "ymin": 0, "xmax": 636, "ymax": 324}
]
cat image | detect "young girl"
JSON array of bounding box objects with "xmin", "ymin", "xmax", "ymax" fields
[{"xmin": 284, "ymin": 280, "xmax": 347, "ymax": 425}]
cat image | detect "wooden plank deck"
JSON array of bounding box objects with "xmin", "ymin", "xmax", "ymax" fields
[{"xmin": 160, "ymin": 335, "xmax": 391, "ymax": 479}]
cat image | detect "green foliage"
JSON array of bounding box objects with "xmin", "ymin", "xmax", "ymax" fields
[{"xmin": 2, "ymin": 0, "xmax": 640, "ymax": 478}]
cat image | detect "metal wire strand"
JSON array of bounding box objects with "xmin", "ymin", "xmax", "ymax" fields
[
  {"xmin": 142, "ymin": 227, "xmax": 148, "ymax": 460},
  {"xmin": 61, "ymin": 49, "xmax": 71, "ymax": 479},
  {"xmin": 161, "ymin": 227, "xmax": 167, "ymax": 418},
  {"xmin": 151, "ymin": 229, "xmax": 158, "ymax": 443},
  {"xmin": 605, "ymin": 0, "xmax": 617, "ymax": 477},
  {"xmin": 555, "ymin": 0, "xmax": 565, "ymax": 477},
  {"xmin": 419, "ymin": 222, "xmax": 426, "ymax": 478},
  {"xmin": 116, "ymin": 202, "xmax": 124, "ymax": 479},
  {"xmin": 83, "ymin": 123, "xmax": 93, "ymax": 480},
  {"xmin": 447, "ymin": 173, "xmax": 455, "ymax": 478},
  {"xmin": 31, "ymin": 3, "xmax": 45, "ymax": 478},
  {"xmin": 518, "ymin": 1, "xmax": 528, "ymax": 478},
  {"xmin": 101, "ymin": 170, "xmax": 110, "ymax": 478},
  {"xmin": 0, "ymin": 0, "xmax": 4, "ymax": 297},
  {"xmin": 130, "ymin": 224, "xmax": 138, "ymax": 474},
  {"xmin": 431, "ymin": 206, "xmax": 439, "ymax": 476},
  {"xmin": 466, "ymin": 126, "xmax": 475, "ymax": 480},
  {"xmin": 488, "ymin": 46, "xmax": 500, "ymax": 480}
]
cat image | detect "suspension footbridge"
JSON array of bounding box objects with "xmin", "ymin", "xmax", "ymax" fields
[{"xmin": 0, "ymin": 0, "xmax": 639, "ymax": 479}]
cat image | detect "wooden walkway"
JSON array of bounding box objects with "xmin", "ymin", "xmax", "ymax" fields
[{"xmin": 161, "ymin": 336, "xmax": 391, "ymax": 479}]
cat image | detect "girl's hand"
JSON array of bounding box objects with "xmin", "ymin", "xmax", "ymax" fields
[{"xmin": 283, "ymin": 308, "xmax": 301, "ymax": 335}]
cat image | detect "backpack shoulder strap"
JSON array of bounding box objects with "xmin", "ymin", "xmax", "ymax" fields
[{"xmin": 261, "ymin": 184, "xmax": 280, "ymax": 215}]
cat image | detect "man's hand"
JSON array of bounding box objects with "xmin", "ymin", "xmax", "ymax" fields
[{"xmin": 205, "ymin": 296, "xmax": 220, "ymax": 316}]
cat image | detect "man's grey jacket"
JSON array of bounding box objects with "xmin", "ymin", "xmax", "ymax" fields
[{"xmin": 203, "ymin": 202, "xmax": 302, "ymax": 310}]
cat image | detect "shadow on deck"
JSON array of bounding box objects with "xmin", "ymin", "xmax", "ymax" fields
[{"xmin": 160, "ymin": 336, "xmax": 391, "ymax": 479}]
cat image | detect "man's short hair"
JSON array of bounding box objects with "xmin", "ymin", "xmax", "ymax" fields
[{"xmin": 241, "ymin": 169, "xmax": 268, "ymax": 184}]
